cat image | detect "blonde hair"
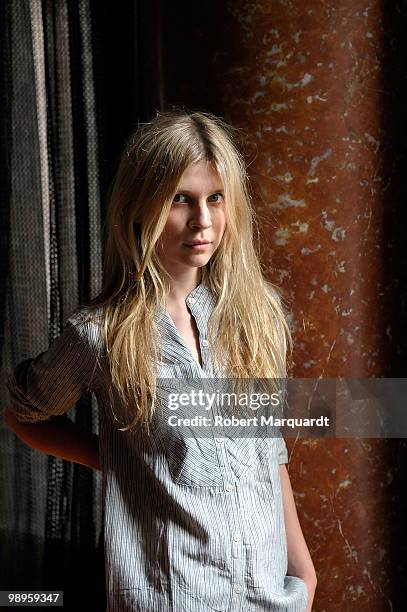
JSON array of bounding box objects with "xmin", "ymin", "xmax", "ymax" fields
[{"xmin": 84, "ymin": 109, "xmax": 292, "ymax": 431}]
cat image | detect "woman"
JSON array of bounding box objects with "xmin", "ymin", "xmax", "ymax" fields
[{"xmin": 5, "ymin": 110, "xmax": 317, "ymax": 611}]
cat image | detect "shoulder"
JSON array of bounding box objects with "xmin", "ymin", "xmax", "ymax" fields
[
  {"xmin": 263, "ymin": 280, "xmax": 283, "ymax": 305},
  {"xmin": 66, "ymin": 305, "xmax": 105, "ymax": 354},
  {"xmin": 264, "ymin": 280, "xmax": 280, "ymax": 296}
]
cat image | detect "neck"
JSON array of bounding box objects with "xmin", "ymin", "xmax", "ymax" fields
[{"xmin": 166, "ymin": 268, "xmax": 203, "ymax": 306}]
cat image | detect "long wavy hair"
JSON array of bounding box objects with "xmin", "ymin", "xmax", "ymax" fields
[{"xmin": 84, "ymin": 109, "xmax": 292, "ymax": 431}]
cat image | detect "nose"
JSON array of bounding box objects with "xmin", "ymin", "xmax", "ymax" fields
[{"xmin": 188, "ymin": 201, "xmax": 213, "ymax": 229}]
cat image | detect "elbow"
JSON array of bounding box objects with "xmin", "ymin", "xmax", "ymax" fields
[
  {"xmin": 3, "ymin": 406, "xmax": 27, "ymax": 434},
  {"xmin": 4, "ymin": 406, "xmax": 16, "ymax": 430},
  {"xmin": 310, "ymin": 571, "xmax": 318, "ymax": 589},
  {"xmin": 3, "ymin": 407, "xmax": 38, "ymax": 450}
]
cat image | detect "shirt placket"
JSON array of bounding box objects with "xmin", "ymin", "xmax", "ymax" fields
[
  {"xmin": 188, "ymin": 290, "xmax": 247, "ymax": 610},
  {"xmin": 211, "ymin": 429, "xmax": 247, "ymax": 611},
  {"xmin": 185, "ymin": 294, "xmax": 211, "ymax": 375}
]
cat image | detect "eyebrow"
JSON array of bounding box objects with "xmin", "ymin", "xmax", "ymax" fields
[{"xmin": 175, "ymin": 188, "xmax": 224, "ymax": 194}]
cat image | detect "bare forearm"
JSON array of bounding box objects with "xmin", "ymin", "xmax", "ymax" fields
[
  {"xmin": 4, "ymin": 406, "xmax": 101, "ymax": 471},
  {"xmin": 279, "ymin": 464, "xmax": 317, "ymax": 611}
]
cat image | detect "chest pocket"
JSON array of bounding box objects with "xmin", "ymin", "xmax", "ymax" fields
[
  {"xmin": 164, "ymin": 434, "xmax": 224, "ymax": 487},
  {"xmin": 150, "ymin": 379, "xmax": 223, "ymax": 488},
  {"xmin": 159, "ymin": 431, "xmax": 265, "ymax": 488}
]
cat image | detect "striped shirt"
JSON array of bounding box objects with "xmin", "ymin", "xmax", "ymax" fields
[{"xmin": 6, "ymin": 281, "xmax": 308, "ymax": 611}]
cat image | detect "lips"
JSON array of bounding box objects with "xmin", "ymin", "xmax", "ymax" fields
[{"xmin": 184, "ymin": 240, "xmax": 212, "ymax": 246}]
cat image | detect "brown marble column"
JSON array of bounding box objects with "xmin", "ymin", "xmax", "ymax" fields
[{"xmin": 161, "ymin": 1, "xmax": 407, "ymax": 608}]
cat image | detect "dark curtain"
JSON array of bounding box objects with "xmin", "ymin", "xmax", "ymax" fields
[{"xmin": 0, "ymin": 1, "xmax": 164, "ymax": 608}]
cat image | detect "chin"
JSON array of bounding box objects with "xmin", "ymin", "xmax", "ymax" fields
[{"xmin": 185, "ymin": 257, "xmax": 210, "ymax": 266}]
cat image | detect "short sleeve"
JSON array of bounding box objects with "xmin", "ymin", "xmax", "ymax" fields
[
  {"xmin": 276, "ymin": 435, "xmax": 289, "ymax": 464},
  {"xmin": 271, "ymin": 374, "xmax": 289, "ymax": 465},
  {"xmin": 5, "ymin": 315, "xmax": 99, "ymax": 424}
]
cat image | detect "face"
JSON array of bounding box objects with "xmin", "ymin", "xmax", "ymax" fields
[{"xmin": 156, "ymin": 160, "xmax": 226, "ymax": 279}]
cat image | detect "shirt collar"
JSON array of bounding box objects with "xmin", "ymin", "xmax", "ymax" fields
[
  {"xmin": 154, "ymin": 280, "xmax": 215, "ymax": 324},
  {"xmin": 185, "ymin": 280, "xmax": 212, "ymax": 304}
]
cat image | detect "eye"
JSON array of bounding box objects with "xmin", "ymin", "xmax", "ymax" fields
[
  {"xmin": 208, "ymin": 193, "xmax": 224, "ymax": 203},
  {"xmin": 173, "ymin": 193, "xmax": 187, "ymax": 204}
]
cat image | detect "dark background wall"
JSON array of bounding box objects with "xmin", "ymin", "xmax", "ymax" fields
[{"xmin": 127, "ymin": 1, "xmax": 407, "ymax": 609}]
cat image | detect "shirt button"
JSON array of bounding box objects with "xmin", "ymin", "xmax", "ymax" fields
[
  {"xmin": 233, "ymin": 532, "xmax": 241, "ymax": 542},
  {"xmin": 187, "ymin": 297, "xmax": 196, "ymax": 305},
  {"xmin": 202, "ymin": 339, "xmax": 209, "ymax": 347},
  {"xmin": 225, "ymin": 482, "xmax": 234, "ymax": 492},
  {"xmin": 233, "ymin": 584, "xmax": 242, "ymax": 594},
  {"xmin": 215, "ymin": 437, "xmax": 224, "ymax": 444}
]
